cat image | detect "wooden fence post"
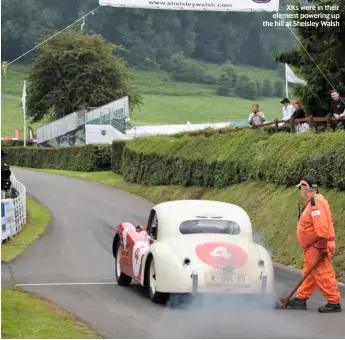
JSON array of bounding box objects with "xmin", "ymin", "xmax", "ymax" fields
[
  {"xmin": 326, "ymin": 114, "xmax": 332, "ymax": 130},
  {"xmin": 290, "ymin": 118, "xmax": 295, "ymax": 134},
  {"xmin": 308, "ymin": 115, "xmax": 314, "ymax": 131},
  {"xmin": 274, "ymin": 120, "xmax": 278, "ymax": 132}
]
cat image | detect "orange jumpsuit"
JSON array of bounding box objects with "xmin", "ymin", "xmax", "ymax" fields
[{"xmin": 296, "ymin": 193, "xmax": 340, "ymax": 304}]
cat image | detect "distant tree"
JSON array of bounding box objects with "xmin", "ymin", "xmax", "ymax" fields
[
  {"xmin": 216, "ymin": 73, "xmax": 232, "ymax": 96},
  {"xmin": 234, "ymin": 74, "xmax": 251, "ymax": 98},
  {"xmin": 168, "ymin": 52, "xmax": 212, "ymax": 84},
  {"xmin": 272, "ymin": 0, "xmax": 345, "ymax": 115},
  {"xmin": 216, "ymin": 62, "xmax": 238, "ymax": 96},
  {"xmin": 273, "ymin": 80, "xmax": 284, "ymax": 98},
  {"xmin": 256, "ymin": 80, "xmax": 263, "ymax": 97},
  {"xmin": 245, "ymin": 81, "xmax": 258, "ymax": 100},
  {"xmin": 262, "ymin": 78, "xmax": 273, "ymax": 97},
  {"xmin": 26, "ymin": 30, "xmax": 142, "ymax": 123}
]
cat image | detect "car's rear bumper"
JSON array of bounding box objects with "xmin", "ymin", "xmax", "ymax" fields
[{"xmin": 159, "ymin": 269, "xmax": 273, "ymax": 294}]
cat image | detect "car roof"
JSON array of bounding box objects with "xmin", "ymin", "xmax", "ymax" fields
[{"xmin": 152, "ymin": 200, "xmax": 253, "ymax": 239}]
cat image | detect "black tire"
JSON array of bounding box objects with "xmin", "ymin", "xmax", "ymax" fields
[
  {"xmin": 148, "ymin": 256, "xmax": 169, "ymax": 304},
  {"xmin": 114, "ymin": 241, "xmax": 132, "ymax": 286}
]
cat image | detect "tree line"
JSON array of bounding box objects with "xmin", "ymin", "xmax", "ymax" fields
[
  {"xmin": 2, "ymin": 0, "xmax": 296, "ymax": 70},
  {"xmin": 168, "ymin": 53, "xmax": 284, "ymax": 99}
]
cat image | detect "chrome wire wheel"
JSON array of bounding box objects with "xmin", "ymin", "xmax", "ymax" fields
[
  {"xmin": 149, "ymin": 258, "xmax": 156, "ymax": 294},
  {"xmin": 116, "ymin": 244, "xmax": 121, "ymax": 279}
]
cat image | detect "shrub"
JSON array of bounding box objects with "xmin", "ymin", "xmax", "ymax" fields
[
  {"xmin": 4, "ymin": 145, "xmax": 112, "ymax": 172},
  {"xmin": 262, "ymin": 78, "xmax": 273, "ymax": 97},
  {"xmin": 112, "ymin": 130, "xmax": 345, "ymax": 190},
  {"xmin": 216, "ymin": 63, "xmax": 238, "ymax": 97},
  {"xmin": 273, "ymin": 80, "xmax": 284, "ymax": 98},
  {"xmin": 234, "ymin": 74, "xmax": 252, "ymax": 99},
  {"xmin": 168, "ymin": 52, "xmax": 214, "ymax": 84}
]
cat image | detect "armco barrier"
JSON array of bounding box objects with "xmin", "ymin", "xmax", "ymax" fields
[{"xmin": 1, "ymin": 172, "xmax": 27, "ymax": 242}]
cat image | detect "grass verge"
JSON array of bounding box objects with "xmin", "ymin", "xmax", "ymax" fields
[
  {"xmin": 1, "ymin": 287, "xmax": 100, "ymax": 339},
  {"xmin": 1, "ymin": 194, "xmax": 51, "ymax": 262},
  {"xmin": 17, "ymin": 167, "xmax": 345, "ymax": 282}
]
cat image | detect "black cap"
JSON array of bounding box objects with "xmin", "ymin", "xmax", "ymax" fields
[
  {"xmin": 296, "ymin": 176, "xmax": 318, "ymax": 189},
  {"xmin": 281, "ymin": 97, "xmax": 290, "ymax": 104}
]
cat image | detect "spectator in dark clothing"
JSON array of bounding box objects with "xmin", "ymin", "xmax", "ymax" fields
[
  {"xmin": 291, "ymin": 99, "xmax": 309, "ymax": 134},
  {"xmin": 330, "ymin": 90, "xmax": 345, "ymax": 130},
  {"xmin": 291, "ymin": 99, "xmax": 306, "ymax": 119}
]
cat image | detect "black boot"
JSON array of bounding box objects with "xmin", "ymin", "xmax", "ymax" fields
[
  {"xmin": 285, "ymin": 297, "xmax": 307, "ymax": 310},
  {"xmin": 318, "ymin": 303, "xmax": 342, "ymax": 313}
]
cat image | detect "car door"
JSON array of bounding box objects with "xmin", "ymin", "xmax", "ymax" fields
[{"xmin": 131, "ymin": 209, "xmax": 156, "ymax": 281}]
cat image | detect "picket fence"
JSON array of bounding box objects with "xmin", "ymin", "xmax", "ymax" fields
[{"xmin": 1, "ymin": 172, "xmax": 27, "ymax": 242}]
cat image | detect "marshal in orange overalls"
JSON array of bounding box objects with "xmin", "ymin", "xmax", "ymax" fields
[{"xmin": 296, "ymin": 192, "xmax": 341, "ymax": 305}]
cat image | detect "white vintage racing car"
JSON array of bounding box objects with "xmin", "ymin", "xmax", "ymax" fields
[{"xmin": 112, "ymin": 200, "xmax": 275, "ymax": 304}]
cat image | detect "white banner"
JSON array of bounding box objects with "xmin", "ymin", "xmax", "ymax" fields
[{"xmin": 99, "ymin": 0, "xmax": 279, "ymax": 12}]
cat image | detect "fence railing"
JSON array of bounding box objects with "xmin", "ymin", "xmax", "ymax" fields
[
  {"xmin": 251, "ymin": 115, "xmax": 345, "ymax": 133},
  {"xmin": 1, "ymin": 172, "xmax": 27, "ymax": 242}
]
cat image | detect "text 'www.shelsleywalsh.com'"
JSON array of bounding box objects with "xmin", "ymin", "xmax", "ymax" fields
[{"xmin": 148, "ymin": 1, "xmax": 233, "ymax": 8}]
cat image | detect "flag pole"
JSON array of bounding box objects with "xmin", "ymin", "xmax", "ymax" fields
[
  {"xmin": 23, "ymin": 80, "xmax": 26, "ymax": 147},
  {"xmin": 285, "ymin": 63, "xmax": 289, "ymax": 98}
]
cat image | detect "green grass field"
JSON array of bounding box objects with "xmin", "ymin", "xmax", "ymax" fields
[{"xmin": 1, "ymin": 62, "xmax": 286, "ymax": 137}]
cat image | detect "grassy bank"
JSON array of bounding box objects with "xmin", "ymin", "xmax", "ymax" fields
[
  {"xmin": 1, "ymin": 287, "xmax": 100, "ymax": 338},
  {"xmin": 18, "ymin": 167, "xmax": 345, "ymax": 282},
  {"xmin": 1, "ymin": 194, "xmax": 51, "ymax": 262}
]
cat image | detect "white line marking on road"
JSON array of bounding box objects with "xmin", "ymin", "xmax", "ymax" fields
[{"xmin": 15, "ymin": 282, "xmax": 118, "ymax": 287}]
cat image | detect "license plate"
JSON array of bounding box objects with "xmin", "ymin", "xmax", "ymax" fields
[{"xmin": 205, "ymin": 273, "xmax": 249, "ymax": 285}]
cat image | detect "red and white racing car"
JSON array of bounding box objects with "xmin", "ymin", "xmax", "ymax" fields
[{"xmin": 112, "ymin": 200, "xmax": 275, "ymax": 304}]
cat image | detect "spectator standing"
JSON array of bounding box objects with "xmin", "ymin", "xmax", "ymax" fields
[
  {"xmin": 281, "ymin": 97, "xmax": 295, "ymax": 121},
  {"xmin": 329, "ymin": 90, "xmax": 345, "ymax": 130},
  {"xmin": 248, "ymin": 104, "xmax": 265, "ymax": 127},
  {"xmin": 291, "ymin": 99, "xmax": 306, "ymax": 119},
  {"xmin": 291, "ymin": 99, "xmax": 309, "ymax": 134}
]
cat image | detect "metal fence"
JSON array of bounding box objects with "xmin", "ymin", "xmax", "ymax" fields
[{"xmin": 1, "ymin": 172, "xmax": 27, "ymax": 242}]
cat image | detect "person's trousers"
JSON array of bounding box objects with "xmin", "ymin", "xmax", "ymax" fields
[{"xmin": 296, "ymin": 246, "xmax": 341, "ymax": 304}]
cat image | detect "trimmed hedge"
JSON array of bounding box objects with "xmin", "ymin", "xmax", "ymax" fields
[
  {"xmin": 112, "ymin": 130, "xmax": 345, "ymax": 190},
  {"xmin": 4, "ymin": 145, "xmax": 112, "ymax": 172},
  {"xmin": 111, "ymin": 141, "xmax": 126, "ymax": 173}
]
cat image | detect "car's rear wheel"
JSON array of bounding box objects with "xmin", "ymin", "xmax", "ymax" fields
[
  {"xmin": 115, "ymin": 242, "xmax": 132, "ymax": 286},
  {"xmin": 148, "ymin": 257, "xmax": 168, "ymax": 304}
]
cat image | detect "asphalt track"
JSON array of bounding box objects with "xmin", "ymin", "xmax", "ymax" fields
[{"xmin": 2, "ymin": 168, "xmax": 345, "ymax": 339}]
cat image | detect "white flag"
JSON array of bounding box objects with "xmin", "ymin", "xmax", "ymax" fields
[
  {"xmin": 22, "ymin": 80, "xmax": 26, "ymax": 114},
  {"xmin": 285, "ymin": 64, "xmax": 307, "ymax": 85}
]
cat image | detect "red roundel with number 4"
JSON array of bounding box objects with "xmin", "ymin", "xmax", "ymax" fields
[{"xmin": 195, "ymin": 242, "xmax": 248, "ymax": 268}]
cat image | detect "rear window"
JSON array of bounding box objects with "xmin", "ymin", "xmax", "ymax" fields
[{"xmin": 179, "ymin": 219, "xmax": 241, "ymax": 235}]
